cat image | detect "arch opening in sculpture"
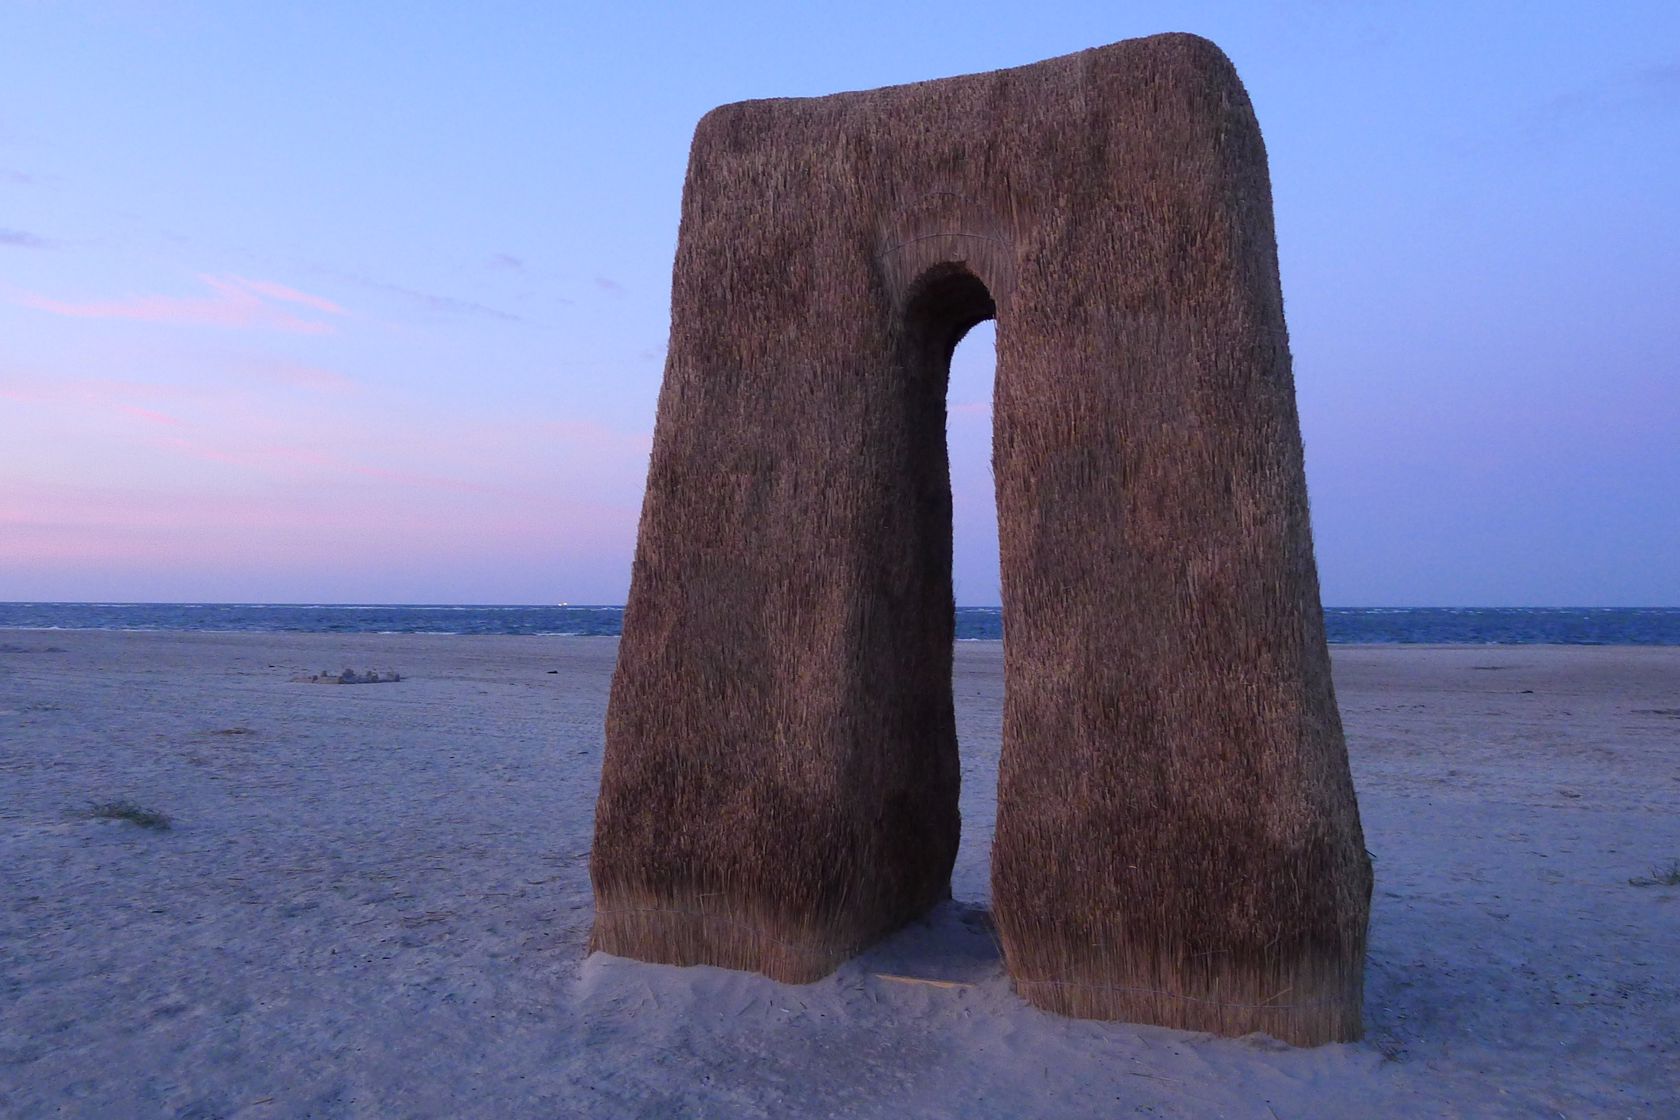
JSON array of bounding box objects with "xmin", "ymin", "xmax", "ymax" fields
[
  {"xmin": 898, "ymin": 257, "xmax": 998, "ymax": 633},
  {"xmin": 938, "ymin": 294, "xmax": 1007, "ymax": 902},
  {"xmin": 900, "ymin": 261, "xmax": 1001, "ymax": 902}
]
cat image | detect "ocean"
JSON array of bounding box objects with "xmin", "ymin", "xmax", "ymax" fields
[{"xmin": 1, "ymin": 603, "xmax": 1677, "ymax": 645}]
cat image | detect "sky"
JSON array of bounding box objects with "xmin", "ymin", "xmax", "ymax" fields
[{"xmin": 2, "ymin": 2, "xmax": 1676, "ymax": 606}]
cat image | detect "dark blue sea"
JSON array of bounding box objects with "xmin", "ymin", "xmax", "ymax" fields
[{"xmin": 0, "ymin": 603, "xmax": 1677, "ymax": 645}]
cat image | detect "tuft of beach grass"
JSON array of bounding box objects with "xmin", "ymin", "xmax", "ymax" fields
[
  {"xmin": 1628, "ymin": 859, "xmax": 1680, "ymax": 887},
  {"xmin": 85, "ymin": 799, "xmax": 172, "ymax": 830}
]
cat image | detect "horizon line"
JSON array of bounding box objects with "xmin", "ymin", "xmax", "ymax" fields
[{"xmin": 3, "ymin": 601, "xmax": 1678, "ymax": 611}]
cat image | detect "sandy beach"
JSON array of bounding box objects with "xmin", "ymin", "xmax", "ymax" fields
[{"xmin": 2, "ymin": 630, "xmax": 1676, "ymax": 1118}]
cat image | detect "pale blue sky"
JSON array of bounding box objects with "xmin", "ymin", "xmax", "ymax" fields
[{"xmin": 2, "ymin": 2, "xmax": 1676, "ymax": 605}]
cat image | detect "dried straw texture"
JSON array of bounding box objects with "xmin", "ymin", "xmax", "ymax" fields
[{"xmin": 591, "ymin": 32, "xmax": 1371, "ymax": 1045}]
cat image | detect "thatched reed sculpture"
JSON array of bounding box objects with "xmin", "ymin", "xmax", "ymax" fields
[{"xmin": 590, "ymin": 32, "xmax": 1372, "ymax": 1046}]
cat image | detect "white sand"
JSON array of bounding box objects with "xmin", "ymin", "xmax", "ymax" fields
[{"xmin": 2, "ymin": 631, "xmax": 1676, "ymax": 1118}]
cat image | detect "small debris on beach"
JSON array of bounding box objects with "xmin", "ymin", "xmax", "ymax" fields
[{"xmin": 294, "ymin": 668, "xmax": 403, "ymax": 685}]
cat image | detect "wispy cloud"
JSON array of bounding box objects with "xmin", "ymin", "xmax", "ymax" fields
[
  {"xmin": 114, "ymin": 404, "xmax": 184, "ymax": 427},
  {"xmin": 1532, "ymin": 61, "xmax": 1680, "ymax": 129},
  {"xmin": 1, "ymin": 227, "xmax": 50, "ymax": 249},
  {"xmin": 1641, "ymin": 62, "xmax": 1680, "ymax": 101},
  {"xmin": 224, "ymin": 276, "xmax": 345, "ymax": 315},
  {"xmin": 595, "ymin": 276, "xmax": 626, "ymax": 296},
  {"xmin": 2, "ymin": 374, "xmax": 192, "ymax": 404},
  {"xmin": 13, "ymin": 275, "xmax": 347, "ymax": 334},
  {"xmin": 488, "ymin": 252, "xmax": 525, "ymax": 272},
  {"xmin": 251, "ymin": 361, "xmax": 356, "ymax": 392},
  {"xmin": 1, "ymin": 374, "xmax": 194, "ymax": 429},
  {"xmin": 318, "ymin": 267, "xmax": 525, "ymax": 323},
  {"xmin": 153, "ymin": 434, "xmax": 513, "ymax": 496},
  {"xmin": 1643, "ymin": 61, "xmax": 1680, "ymax": 84},
  {"xmin": 530, "ymin": 418, "xmax": 653, "ymax": 455}
]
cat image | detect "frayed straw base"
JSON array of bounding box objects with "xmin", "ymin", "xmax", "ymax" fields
[
  {"xmin": 1005, "ymin": 948, "xmax": 1365, "ymax": 1046},
  {"xmin": 589, "ymin": 886, "xmax": 947, "ymax": 985}
]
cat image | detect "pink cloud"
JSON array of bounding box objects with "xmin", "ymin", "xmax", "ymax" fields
[
  {"xmin": 224, "ymin": 276, "xmax": 346, "ymax": 315},
  {"xmin": 531, "ymin": 418, "xmax": 653, "ymax": 454},
  {"xmin": 152, "ymin": 434, "xmax": 512, "ymax": 497},
  {"xmin": 1, "ymin": 374, "xmax": 199, "ymax": 424},
  {"xmin": 13, "ymin": 275, "xmax": 347, "ymax": 334},
  {"xmin": 152, "ymin": 437, "xmax": 329, "ymax": 473},
  {"xmin": 241, "ymin": 359, "xmax": 356, "ymax": 392},
  {"xmin": 274, "ymin": 364, "xmax": 355, "ymax": 391},
  {"xmin": 114, "ymin": 404, "xmax": 183, "ymax": 427},
  {"xmin": 1, "ymin": 478, "xmax": 641, "ymax": 587}
]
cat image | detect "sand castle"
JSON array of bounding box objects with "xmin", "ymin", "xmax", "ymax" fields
[{"xmin": 590, "ymin": 32, "xmax": 1371, "ymax": 1045}]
